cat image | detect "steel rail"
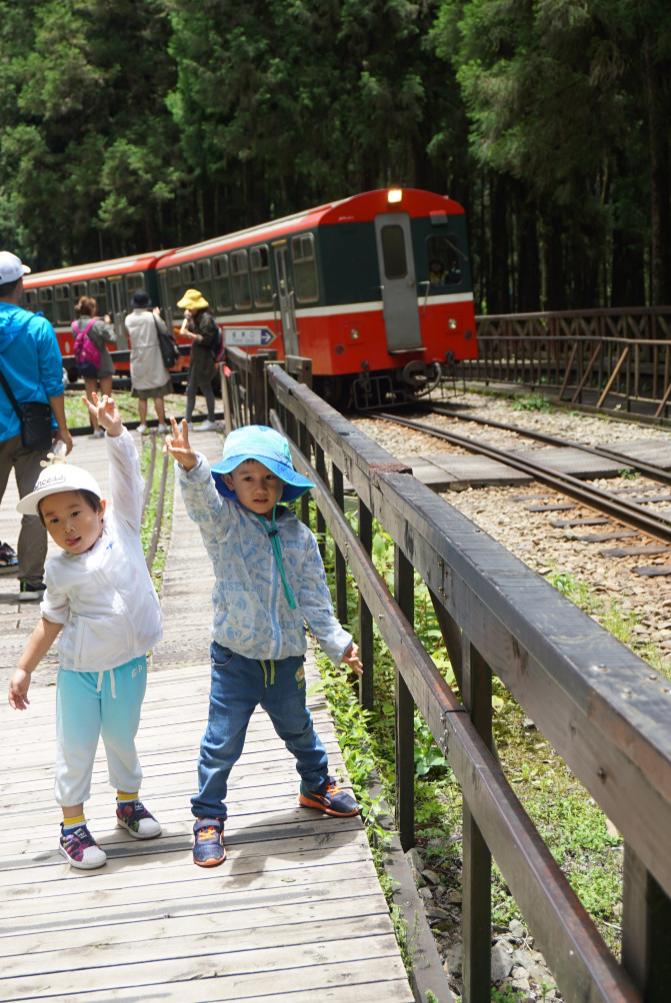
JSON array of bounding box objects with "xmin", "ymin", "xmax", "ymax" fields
[
  {"xmin": 375, "ymin": 412, "xmax": 671, "ymax": 545},
  {"xmin": 422, "ymin": 403, "xmax": 671, "ymax": 486}
]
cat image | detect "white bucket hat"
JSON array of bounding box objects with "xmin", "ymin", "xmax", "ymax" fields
[{"xmin": 17, "ymin": 462, "xmax": 102, "ymax": 516}]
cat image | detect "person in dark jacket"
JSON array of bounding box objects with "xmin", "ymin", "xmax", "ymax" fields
[
  {"xmin": 177, "ymin": 288, "xmax": 218, "ymax": 432},
  {"xmin": 0, "ymin": 250, "xmax": 73, "ymax": 600}
]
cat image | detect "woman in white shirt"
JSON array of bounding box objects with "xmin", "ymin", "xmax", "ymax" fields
[{"xmin": 125, "ymin": 289, "xmax": 172, "ymax": 434}]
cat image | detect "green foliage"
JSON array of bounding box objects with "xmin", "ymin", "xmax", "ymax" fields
[{"xmin": 512, "ymin": 394, "xmax": 552, "ymax": 412}]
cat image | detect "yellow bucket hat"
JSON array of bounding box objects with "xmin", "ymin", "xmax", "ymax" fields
[{"xmin": 177, "ymin": 288, "xmax": 209, "ymax": 311}]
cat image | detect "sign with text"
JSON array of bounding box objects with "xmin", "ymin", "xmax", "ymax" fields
[{"xmin": 223, "ymin": 327, "xmax": 275, "ymax": 347}]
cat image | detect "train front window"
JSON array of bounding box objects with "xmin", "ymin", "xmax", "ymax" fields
[
  {"xmin": 292, "ymin": 234, "xmax": 319, "ymax": 303},
  {"xmin": 213, "ymin": 255, "xmax": 231, "ymax": 311},
  {"xmin": 380, "ymin": 225, "xmax": 407, "ymax": 280},
  {"xmin": 168, "ymin": 267, "xmax": 183, "ymax": 311},
  {"xmin": 250, "ymin": 245, "xmax": 273, "ymax": 307},
  {"xmin": 426, "ymin": 236, "xmax": 463, "ymax": 286},
  {"xmin": 231, "ymin": 250, "xmax": 251, "ymax": 310}
]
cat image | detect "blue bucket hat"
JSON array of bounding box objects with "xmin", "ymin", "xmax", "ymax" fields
[{"xmin": 210, "ymin": 425, "xmax": 315, "ymax": 502}]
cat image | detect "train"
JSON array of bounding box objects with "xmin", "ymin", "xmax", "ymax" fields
[{"xmin": 22, "ymin": 188, "xmax": 477, "ymax": 409}]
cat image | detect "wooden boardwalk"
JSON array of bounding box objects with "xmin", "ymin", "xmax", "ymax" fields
[{"xmin": 0, "ymin": 431, "xmax": 413, "ymax": 1003}]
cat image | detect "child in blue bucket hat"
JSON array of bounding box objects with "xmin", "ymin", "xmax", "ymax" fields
[{"xmin": 165, "ymin": 420, "xmax": 362, "ymax": 867}]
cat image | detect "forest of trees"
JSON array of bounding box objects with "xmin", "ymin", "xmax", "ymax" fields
[{"xmin": 1, "ymin": 0, "xmax": 669, "ymax": 313}]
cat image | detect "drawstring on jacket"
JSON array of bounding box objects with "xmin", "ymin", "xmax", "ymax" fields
[{"xmin": 257, "ymin": 504, "xmax": 297, "ymax": 610}]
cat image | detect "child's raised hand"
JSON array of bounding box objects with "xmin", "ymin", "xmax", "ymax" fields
[
  {"xmin": 8, "ymin": 668, "xmax": 31, "ymax": 711},
  {"xmin": 341, "ymin": 642, "xmax": 363, "ymax": 677},
  {"xmin": 164, "ymin": 417, "xmax": 197, "ymax": 470},
  {"xmin": 82, "ymin": 392, "xmax": 123, "ymax": 437}
]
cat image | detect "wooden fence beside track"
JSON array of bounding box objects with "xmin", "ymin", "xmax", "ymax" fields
[
  {"xmin": 463, "ymin": 307, "xmax": 671, "ymax": 419},
  {"xmin": 223, "ymin": 350, "xmax": 671, "ymax": 1003}
]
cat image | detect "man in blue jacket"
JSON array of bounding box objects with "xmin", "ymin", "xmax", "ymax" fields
[{"xmin": 0, "ymin": 251, "xmax": 73, "ymax": 600}]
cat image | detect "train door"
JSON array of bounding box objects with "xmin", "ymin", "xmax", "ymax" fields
[
  {"xmin": 108, "ymin": 278, "xmax": 127, "ymax": 348},
  {"xmin": 273, "ymin": 244, "xmax": 299, "ymax": 356},
  {"xmin": 374, "ymin": 214, "xmax": 422, "ymax": 351}
]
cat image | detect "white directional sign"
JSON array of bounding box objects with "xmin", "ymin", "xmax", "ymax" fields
[{"xmin": 223, "ymin": 327, "xmax": 275, "ymax": 347}]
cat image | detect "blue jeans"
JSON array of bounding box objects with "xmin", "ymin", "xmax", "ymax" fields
[{"xmin": 191, "ymin": 641, "xmax": 329, "ymax": 821}]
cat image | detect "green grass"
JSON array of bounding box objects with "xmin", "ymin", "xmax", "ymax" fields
[{"xmin": 62, "ymin": 389, "xmax": 187, "ymax": 430}]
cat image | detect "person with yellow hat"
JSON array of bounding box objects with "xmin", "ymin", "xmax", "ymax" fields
[{"xmin": 177, "ymin": 288, "xmax": 219, "ymax": 432}]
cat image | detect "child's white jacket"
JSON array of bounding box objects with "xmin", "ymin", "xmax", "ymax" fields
[
  {"xmin": 179, "ymin": 455, "xmax": 352, "ymax": 664},
  {"xmin": 40, "ymin": 430, "xmax": 162, "ymax": 671}
]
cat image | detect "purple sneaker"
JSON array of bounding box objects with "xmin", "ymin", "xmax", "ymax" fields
[
  {"xmin": 116, "ymin": 799, "xmax": 161, "ymax": 839},
  {"xmin": 59, "ymin": 823, "xmax": 107, "ymax": 870}
]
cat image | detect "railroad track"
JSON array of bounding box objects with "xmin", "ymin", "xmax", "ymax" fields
[{"xmin": 372, "ymin": 408, "xmax": 671, "ymax": 567}]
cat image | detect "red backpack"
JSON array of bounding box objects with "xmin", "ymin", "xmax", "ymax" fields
[{"xmin": 72, "ymin": 317, "xmax": 101, "ymax": 369}]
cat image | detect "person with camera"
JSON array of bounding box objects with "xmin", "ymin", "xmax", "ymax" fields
[{"xmin": 0, "ymin": 250, "xmax": 73, "ymax": 601}]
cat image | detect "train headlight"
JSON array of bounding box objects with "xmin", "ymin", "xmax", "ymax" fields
[
  {"xmin": 350, "ymin": 328, "xmax": 360, "ymax": 340},
  {"xmin": 387, "ymin": 188, "xmax": 402, "ymax": 204},
  {"xmin": 448, "ymin": 318, "xmax": 457, "ymax": 330}
]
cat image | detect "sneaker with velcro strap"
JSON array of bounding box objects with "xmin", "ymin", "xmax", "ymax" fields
[
  {"xmin": 116, "ymin": 799, "xmax": 162, "ymax": 839},
  {"xmin": 59, "ymin": 823, "xmax": 107, "ymax": 870},
  {"xmin": 298, "ymin": 776, "xmax": 360, "ymax": 817},
  {"xmin": 193, "ymin": 817, "xmax": 226, "ymax": 867}
]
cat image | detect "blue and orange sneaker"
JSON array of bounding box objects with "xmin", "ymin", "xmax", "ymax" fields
[
  {"xmin": 116, "ymin": 800, "xmax": 161, "ymax": 839},
  {"xmin": 298, "ymin": 776, "xmax": 360, "ymax": 817},
  {"xmin": 193, "ymin": 818, "xmax": 226, "ymax": 867}
]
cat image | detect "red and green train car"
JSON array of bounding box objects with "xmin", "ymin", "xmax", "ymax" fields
[{"xmin": 23, "ymin": 188, "xmax": 477, "ymax": 407}]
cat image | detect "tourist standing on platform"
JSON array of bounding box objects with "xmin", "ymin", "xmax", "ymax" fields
[
  {"xmin": 0, "ymin": 250, "xmax": 73, "ymax": 602},
  {"xmin": 177, "ymin": 288, "xmax": 218, "ymax": 432},
  {"xmin": 165, "ymin": 421, "xmax": 363, "ymax": 868},
  {"xmin": 72, "ymin": 295, "xmax": 116, "ymax": 438},
  {"xmin": 8, "ymin": 393, "xmax": 162, "ymax": 870},
  {"xmin": 125, "ymin": 289, "xmax": 171, "ymax": 434}
]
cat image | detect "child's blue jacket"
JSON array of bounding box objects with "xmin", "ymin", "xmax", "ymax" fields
[{"xmin": 179, "ymin": 455, "xmax": 352, "ymax": 664}]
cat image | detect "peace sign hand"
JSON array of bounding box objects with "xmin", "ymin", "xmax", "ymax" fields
[{"xmin": 164, "ymin": 417, "xmax": 198, "ymax": 470}]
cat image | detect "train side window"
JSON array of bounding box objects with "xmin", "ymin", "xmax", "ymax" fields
[
  {"xmin": 380, "ymin": 225, "xmax": 407, "ymax": 280},
  {"xmin": 250, "ymin": 245, "xmax": 273, "ymax": 307},
  {"xmin": 54, "ymin": 285, "xmax": 71, "ymax": 324},
  {"xmin": 89, "ymin": 278, "xmax": 108, "ymax": 315},
  {"xmin": 291, "ymin": 234, "xmax": 319, "ymax": 303},
  {"xmin": 426, "ymin": 236, "xmax": 462, "ymax": 286},
  {"xmin": 71, "ymin": 281, "xmax": 87, "ymax": 301},
  {"xmin": 212, "ymin": 255, "xmax": 231, "ymax": 311},
  {"xmin": 158, "ymin": 270, "xmax": 169, "ymax": 312},
  {"xmin": 230, "ymin": 250, "xmax": 251, "ymax": 310},
  {"xmin": 126, "ymin": 272, "xmax": 145, "ymax": 296},
  {"xmin": 38, "ymin": 287, "xmax": 55, "ymax": 322},
  {"xmin": 182, "ymin": 262, "xmax": 196, "ymax": 286},
  {"xmin": 195, "ymin": 258, "xmax": 214, "ymax": 307},
  {"xmin": 24, "ymin": 289, "xmax": 39, "ymax": 312},
  {"xmin": 168, "ymin": 267, "xmax": 183, "ymax": 311}
]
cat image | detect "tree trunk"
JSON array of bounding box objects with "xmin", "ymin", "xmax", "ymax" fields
[
  {"xmin": 644, "ymin": 39, "xmax": 671, "ymax": 306},
  {"xmin": 488, "ymin": 172, "xmax": 510, "ymax": 313}
]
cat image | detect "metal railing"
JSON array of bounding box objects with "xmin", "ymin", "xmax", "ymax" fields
[
  {"xmin": 221, "ymin": 349, "xmax": 671, "ymax": 1002},
  {"xmin": 461, "ymin": 308, "xmax": 671, "ymax": 419}
]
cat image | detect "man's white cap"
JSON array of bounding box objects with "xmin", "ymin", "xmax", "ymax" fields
[
  {"xmin": 17, "ymin": 463, "xmax": 102, "ymax": 516},
  {"xmin": 0, "ymin": 251, "xmax": 31, "ymax": 284}
]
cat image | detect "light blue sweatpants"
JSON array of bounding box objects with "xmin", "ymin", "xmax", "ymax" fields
[{"xmin": 55, "ymin": 657, "xmax": 147, "ymax": 806}]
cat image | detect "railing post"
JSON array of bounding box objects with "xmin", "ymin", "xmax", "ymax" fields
[
  {"xmin": 315, "ymin": 444, "xmax": 327, "ymax": 561},
  {"xmin": 250, "ymin": 353, "xmax": 268, "ymax": 423},
  {"xmin": 622, "ymin": 844, "xmax": 671, "ymax": 1001},
  {"xmin": 332, "ymin": 464, "xmax": 347, "ymax": 623},
  {"xmin": 462, "ymin": 640, "xmax": 492, "ymax": 1003},
  {"xmin": 358, "ymin": 499, "xmax": 374, "ymax": 710},
  {"xmin": 394, "ymin": 545, "xmax": 414, "ymax": 852}
]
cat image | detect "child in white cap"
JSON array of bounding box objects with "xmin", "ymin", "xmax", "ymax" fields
[
  {"xmin": 165, "ymin": 420, "xmax": 363, "ymax": 867},
  {"xmin": 8, "ymin": 394, "xmax": 162, "ymax": 869}
]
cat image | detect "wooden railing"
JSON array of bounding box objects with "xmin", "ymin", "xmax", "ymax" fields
[
  {"xmin": 221, "ymin": 351, "xmax": 671, "ymax": 1002},
  {"xmin": 462, "ymin": 308, "xmax": 671, "ymax": 419}
]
